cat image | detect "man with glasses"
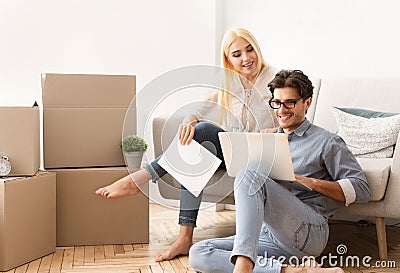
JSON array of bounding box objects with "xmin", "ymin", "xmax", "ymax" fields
[{"xmin": 189, "ymin": 70, "xmax": 370, "ymax": 273}]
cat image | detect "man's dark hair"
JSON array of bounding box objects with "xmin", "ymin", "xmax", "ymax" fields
[{"xmin": 267, "ymin": 70, "xmax": 313, "ymax": 99}]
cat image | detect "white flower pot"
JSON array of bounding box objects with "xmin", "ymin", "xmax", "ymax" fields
[{"xmin": 124, "ymin": 151, "xmax": 144, "ymax": 170}]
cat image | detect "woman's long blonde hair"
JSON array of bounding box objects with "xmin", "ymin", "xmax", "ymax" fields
[{"xmin": 217, "ymin": 28, "xmax": 268, "ymax": 125}]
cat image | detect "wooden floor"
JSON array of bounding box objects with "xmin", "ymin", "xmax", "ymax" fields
[{"xmin": 3, "ymin": 203, "xmax": 400, "ymax": 273}]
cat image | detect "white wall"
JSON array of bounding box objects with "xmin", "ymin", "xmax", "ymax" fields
[
  {"xmin": 219, "ymin": 0, "xmax": 400, "ymax": 79},
  {"xmin": 0, "ymin": 0, "xmax": 216, "ymax": 105}
]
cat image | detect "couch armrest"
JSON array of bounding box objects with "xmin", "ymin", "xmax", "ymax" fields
[
  {"xmin": 390, "ymin": 132, "xmax": 400, "ymax": 172},
  {"xmin": 152, "ymin": 115, "xmax": 185, "ymax": 158},
  {"xmin": 381, "ymin": 132, "xmax": 400, "ymax": 217}
]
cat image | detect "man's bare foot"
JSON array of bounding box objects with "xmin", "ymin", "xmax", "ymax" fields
[
  {"xmin": 96, "ymin": 169, "xmax": 151, "ymax": 198},
  {"xmin": 233, "ymin": 256, "xmax": 253, "ymax": 273},
  {"xmin": 154, "ymin": 237, "xmax": 193, "ymax": 262}
]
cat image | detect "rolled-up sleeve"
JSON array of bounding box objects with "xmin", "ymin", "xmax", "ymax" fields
[{"xmin": 324, "ymin": 136, "xmax": 371, "ymax": 205}]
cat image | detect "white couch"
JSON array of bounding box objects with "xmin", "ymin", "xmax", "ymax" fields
[{"xmin": 152, "ymin": 77, "xmax": 399, "ymax": 259}]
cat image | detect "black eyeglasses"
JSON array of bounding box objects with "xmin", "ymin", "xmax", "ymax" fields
[{"xmin": 268, "ymin": 98, "xmax": 303, "ymax": 109}]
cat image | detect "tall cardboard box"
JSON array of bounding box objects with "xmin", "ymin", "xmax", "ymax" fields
[
  {"xmin": 0, "ymin": 103, "xmax": 40, "ymax": 176},
  {"xmin": 0, "ymin": 172, "xmax": 56, "ymax": 271},
  {"xmin": 53, "ymin": 167, "xmax": 149, "ymax": 246},
  {"xmin": 42, "ymin": 73, "xmax": 137, "ymax": 168}
]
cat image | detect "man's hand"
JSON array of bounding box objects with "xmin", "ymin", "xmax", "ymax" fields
[
  {"xmin": 294, "ymin": 174, "xmax": 346, "ymax": 202},
  {"xmin": 294, "ymin": 174, "xmax": 315, "ymax": 190}
]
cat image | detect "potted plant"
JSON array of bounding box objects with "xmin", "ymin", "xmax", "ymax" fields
[{"xmin": 121, "ymin": 135, "xmax": 148, "ymax": 169}]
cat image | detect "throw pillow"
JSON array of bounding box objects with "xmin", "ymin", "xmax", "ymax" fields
[
  {"xmin": 332, "ymin": 107, "xmax": 400, "ymax": 158},
  {"xmin": 335, "ymin": 107, "xmax": 397, "ymax": 118}
]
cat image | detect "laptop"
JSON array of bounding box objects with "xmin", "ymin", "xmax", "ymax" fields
[{"xmin": 218, "ymin": 132, "xmax": 312, "ymax": 191}]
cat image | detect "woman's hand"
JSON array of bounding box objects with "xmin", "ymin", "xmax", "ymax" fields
[{"xmin": 179, "ymin": 123, "xmax": 195, "ymax": 145}]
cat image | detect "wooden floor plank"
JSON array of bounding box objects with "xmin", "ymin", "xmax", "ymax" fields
[
  {"xmin": 123, "ymin": 244, "xmax": 134, "ymax": 253},
  {"xmin": 94, "ymin": 245, "xmax": 105, "ymax": 261},
  {"xmin": 104, "ymin": 245, "xmax": 115, "ymax": 259},
  {"xmin": 14, "ymin": 263, "xmax": 28, "ymax": 273},
  {"xmin": 114, "ymin": 245, "xmax": 125, "ymax": 255},
  {"xmin": 61, "ymin": 248, "xmax": 74, "ymax": 270},
  {"xmin": 149, "ymin": 264, "xmax": 164, "ymax": 273},
  {"xmin": 84, "ymin": 246, "xmax": 94, "ymax": 264},
  {"xmin": 38, "ymin": 254, "xmax": 53, "ymax": 273},
  {"xmin": 25, "ymin": 259, "xmax": 41, "ymax": 273},
  {"xmin": 169, "ymin": 259, "xmax": 186, "ymax": 273},
  {"xmin": 159, "ymin": 261, "xmax": 175, "ymax": 273},
  {"xmin": 73, "ymin": 246, "xmax": 84, "ymax": 266},
  {"xmin": 49, "ymin": 248, "xmax": 64, "ymax": 273}
]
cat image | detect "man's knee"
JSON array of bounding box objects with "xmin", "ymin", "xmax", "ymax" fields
[
  {"xmin": 234, "ymin": 170, "xmax": 276, "ymax": 197},
  {"xmin": 189, "ymin": 241, "xmax": 210, "ymax": 271},
  {"xmin": 234, "ymin": 169, "xmax": 258, "ymax": 188}
]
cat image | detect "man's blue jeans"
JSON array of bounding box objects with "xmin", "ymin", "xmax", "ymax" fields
[
  {"xmin": 189, "ymin": 170, "xmax": 329, "ymax": 273},
  {"xmin": 143, "ymin": 122, "xmax": 226, "ymax": 226}
]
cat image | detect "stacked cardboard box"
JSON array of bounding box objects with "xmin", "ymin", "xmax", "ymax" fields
[
  {"xmin": 42, "ymin": 73, "xmax": 149, "ymax": 246},
  {"xmin": 0, "ymin": 105, "xmax": 56, "ymax": 271},
  {"xmin": 0, "ymin": 103, "xmax": 40, "ymax": 176},
  {"xmin": 0, "ymin": 172, "xmax": 56, "ymax": 271}
]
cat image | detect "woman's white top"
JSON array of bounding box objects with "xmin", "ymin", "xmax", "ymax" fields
[{"xmin": 190, "ymin": 65, "xmax": 279, "ymax": 132}]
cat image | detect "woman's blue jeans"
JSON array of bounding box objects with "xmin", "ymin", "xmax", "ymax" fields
[
  {"xmin": 189, "ymin": 170, "xmax": 329, "ymax": 273},
  {"xmin": 143, "ymin": 122, "xmax": 226, "ymax": 226}
]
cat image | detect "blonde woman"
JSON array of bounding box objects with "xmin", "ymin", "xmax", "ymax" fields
[{"xmin": 96, "ymin": 28, "xmax": 279, "ymax": 261}]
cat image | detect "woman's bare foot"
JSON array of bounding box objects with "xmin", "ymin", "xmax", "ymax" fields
[
  {"xmin": 154, "ymin": 237, "xmax": 193, "ymax": 262},
  {"xmin": 154, "ymin": 225, "xmax": 194, "ymax": 262},
  {"xmin": 95, "ymin": 169, "xmax": 150, "ymax": 198}
]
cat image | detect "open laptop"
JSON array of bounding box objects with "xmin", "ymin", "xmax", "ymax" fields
[{"xmin": 218, "ymin": 132, "xmax": 312, "ymax": 191}]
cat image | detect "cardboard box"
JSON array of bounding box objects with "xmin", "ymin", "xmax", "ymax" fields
[
  {"xmin": 0, "ymin": 172, "xmax": 56, "ymax": 271},
  {"xmin": 52, "ymin": 167, "xmax": 149, "ymax": 246},
  {"xmin": 42, "ymin": 73, "xmax": 137, "ymax": 168},
  {"xmin": 0, "ymin": 103, "xmax": 40, "ymax": 176}
]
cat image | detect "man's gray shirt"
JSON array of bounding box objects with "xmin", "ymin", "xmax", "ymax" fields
[{"xmin": 278, "ymin": 119, "xmax": 371, "ymax": 218}]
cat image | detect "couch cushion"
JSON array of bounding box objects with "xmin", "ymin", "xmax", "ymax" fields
[
  {"xmin": 356, "ymin": 157, "xmax": 391, "ymax": 201},
  {"xmin": 332, "ymin": 107, "xmax": 400, "ymax": 158}
]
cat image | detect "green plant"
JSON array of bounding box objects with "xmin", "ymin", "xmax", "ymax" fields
[{"xmin": 121, "ymin": 135, "xmax": 148, "ymax": 152}]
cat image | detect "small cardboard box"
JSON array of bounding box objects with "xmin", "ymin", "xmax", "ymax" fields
[
  {"xmin": 0, "ymin": 172, "xmax": 56, "ymax": 271},
  {"xmin": 52, "ymin": 167, "xmax": 149, "ymax": 246},
  {"xmin": 42, "ymin": 73, "xmax": 136, "ymax": 169},
  {"xmin": 0, "ymin": 103, "xmax": 40, "ymax": 176}
]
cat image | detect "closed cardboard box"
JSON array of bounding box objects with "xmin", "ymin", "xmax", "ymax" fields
[
  {"xmin": 0, "ymin": 103, "xmax": 40, "ymax": 176},
  {"xmin": 52, "ymin": 167, "xmax": 149, "ymax": 246},
  {"xmin": 42, "ymin": 73, "xmax": 136, "ymax": 168},
  {"xmin": 0, "ymin": 172, "xmax": 56, "ymax": 271}
]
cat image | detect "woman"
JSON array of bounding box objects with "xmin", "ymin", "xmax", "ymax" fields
[{"xmin": 95, "ymin": 28, "xmax": 279, "ymax": 262}]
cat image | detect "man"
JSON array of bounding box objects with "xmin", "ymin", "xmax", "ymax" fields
[{"xmin": 189, "ymin": 70, "xmax": 370, "ymax": 273}]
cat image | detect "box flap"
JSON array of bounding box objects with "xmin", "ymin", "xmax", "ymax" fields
[
  {"xmin": 41, "ymin": 73, "xmax": 136, "ymax": 108},
  {"xmin": 0, "ymin": 102, "xmax": 39, "ymax": 108}
]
